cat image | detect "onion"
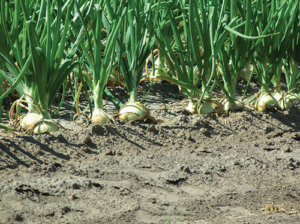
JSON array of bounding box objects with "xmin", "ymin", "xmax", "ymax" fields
[
  {"xmin": 222, "ymin": 99, "xmax": 243, "ymax": 112},
  {"xmin": 21, "ymin": 113, "xmax": 59, "ymax": 134},
  {"xmin": 285, "ymin": 93, "xmax": 300, "ymax": 105},
  {"xmin": 278, "ymin": 93, "xmax": 300, "ymax": 110},
  {"xmin": 255, "ymin": 93, "xmax": 277, "ymax": 112},
  {"xmin": 119, "ymin": 102, "xmax": 148, "ymax": 121},
  {"xmin": 272, "ymin": 91, "xmax": 285, "ymax": 110},
  {"xmin": 32, "ymin": 119, "xmax": 59, "ymax": 134},
  {"xmin": 198, "ymin": 99, "xmax": 222, "ymax": 115},
  {"xmin": 21, "ymin": 113, "xmax": 42, "ymax": 128},
  {"xmin": 185, "ymin": 99, "xmax": 197, "ymax": 114},
  {"xmin": 185, "ymin": 98, "xmax": 222, "ymax": 115},
  {"xmin": 91, "ymin": 108, "xmax": 110, "ymax": 125},
  {"xmin": 153, "ymin": 55, "xmax": 168, "ymax": 79},
  {"xmin": 239, "ymin": 64, "xmax": 253, "ymax": 81}
]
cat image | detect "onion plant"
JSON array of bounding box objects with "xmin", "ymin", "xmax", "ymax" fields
[
  {"xmin": 0, "ymin": 0, "xmax": 77, "ymax": 133},
  {"xmin": 281, "ymin": 15, "xmax": 300, "ymax": 107},
  {"xmin": 117, "ymin": 1, "xmax": 156, "ymax": 121},
  {"xmin": 253, "ymin": 0, "xmax": 299, "ymax": 111},
  {"xmin": 149, "ymin": 1, "xmax": 181, "ymax": 80},
  {"xmin": 217, "ymin": 0, "xmax": 255, "ymax": 111},
  {"xmin": 0, "ymin": 76, "xmax": 3, "ymax": 122},
  {"xmin": 152, "ymin": 0, "xmax": 234, "ymax": 115},
  {"xmin": 216, "ymin": 0, "xmax": 276, "ymax": 111},
  {"xmin": 72, "ymin": 1, "xmax": 126, "ymax": 124}
]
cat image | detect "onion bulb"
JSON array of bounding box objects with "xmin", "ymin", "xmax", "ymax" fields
[
  {"xmin": 239, "ymin": 64, "xmax": 253, "ymax": 81},
  {"xmin": 185, "ymin": 99, "xmax": 197, "ymax": 114},
  {"xmin": 255, "ymin": 93, "xmax": 277, "ymax": 112},
  {"xmin": 21, "ymin": 113, "xmax": 59, "ymax": 134},
  {"xmin": 222, "ymin": 99, "xmax": 243, "ymax": 112},
  {"xmin": 285, "ymin": 93, "xmax": 300, "ymax": 105},
  {"xmin": 185, "ymin": 98, "xmax": 222, "ymax": 115},
  {"xmin": 273, "ymin": 92, "xmax": 300, "ymax": 110},
  {"xmin": 91, "ymin": 108, "xmax": 110, "ymax": 125},
  {"xmin": 272, "ymin": 91, "xmax": 285, "ymax": 110},
  {"xmin": 21, "ymin": 113, "xmax": 42, "ymax": 128},
  {"xmin": 198, "ymin": 99, "xmax": 222, "ymax": 115},
  {"xmin": 119, "ymin": 102, "xmax": 148, "ymax": 121},
  {"xmin": 152, "ymin": 55, "xmax": 168, "ymax": 79}
]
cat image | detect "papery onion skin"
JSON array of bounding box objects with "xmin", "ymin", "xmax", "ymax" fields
[
  {"xmin": 198, "ymin": 100, "xmax": 222, "ymax": 115},
  {"xmin": 33, "ymin": 119, "xmax": 59, "ymax": 134},
  {"xmin": 21, "ymin": 113, "xmax": 43, "ymax": 129},
  {"xmin": 185, "ymin": 99, "xmax": 197, "ymax": 114},
  {"xmin": 91, "ymin": 108, "xmax": 110, "ymax": 125},
  {"xmin": 222, "ymin": 99, "xmax": 243, "ymax": 112},
  {"xmin": 21, "ymin": 113, "xmax": 59, "ymax": 134},
  {"xmin": 255, "ymin": 93, "xmax": 277, "ymax": 112},
  {"xmin": 274, "ymin": 92, "xmax": 300, "ymax": 110},
  {"xmin": 285, "ymin": 93, "xmax": 300, "ymax": 105},
  {"xmin": 272, "ymin": 91, "xmax": 286, "ymax": 110},
  {"xmin": 119, "ymin": 102, "xmax": 148, "ymax": 121}
]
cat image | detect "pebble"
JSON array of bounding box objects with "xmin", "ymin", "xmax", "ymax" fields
[{"xmin": 15, "ymin": 214, "xmax": 23, "ymax": 222}]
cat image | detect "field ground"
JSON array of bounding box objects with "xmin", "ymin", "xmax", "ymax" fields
[{"xmin": 0, "ymin": 82, "xmax": 299, "ymax": 224}]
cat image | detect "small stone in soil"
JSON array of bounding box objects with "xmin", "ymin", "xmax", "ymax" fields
[
  {"xmin": 146, "ymin": 125, "xmax": 158, "ymax": 134},
  {"xmin": 72, "ymin": 183, "xmax": 81, "ymax": 189},
  {"xmin": 105, "ymin": 150, "xmax": 116, "ymax": 156},
  {"xmin": 82, "ymin": 147, "xmax": 92, "ymax": 153},
  {"xmin": 57, "ymin": 134, "xmax": 67, "ymax": 143},
  {"xmin": 233, "ymin": 161, "xmax": 240, "ymax": 166},
  {"xmin": 15, "ymin": 214, "xmax": 23, "ymax": 222},
  {"xmin": 219, "ymin": 166, "xmax": 227, "ymax": 172},
  {"xmin": 61, "ymin": 206, "xmax": 71, "ymax": 214},
  {"xmin": 48, "ymin": 163, "xmax": 62, "ymax": 172},
  {"xmin": 181, "ymin": 166, "xmax": 192, "ymax": 174},
  {"xmin": 70, "ymin": 193, "xmax": 78, "ymax": 200},
  {"xmin": 263, "ymin": 146, "xmax": 275, "ymax": 151},
  {"xmin": 283, "ymin": 146, "xmax": 292, "ymax": 153},
  {"xmin": 187, "ymin": 135, "xmax": 195, "ymax": 143},
  {"xmin": 37, "ymin": 150, "xmax": 44, "ymax": 155},
  {"xmin": 204, "ymin": 170, "xmax": 211, "ymax": 175},
  {"xmin": 264, "ymin": 126, "xmax": 275, "ymax": 134},
  {"xmin": 200, "ymin": 128, "xmax": 209, "ymax": 136},
  {"xmin": 45, "ymin": 211, "xmax": 55, "ymax": 217},
  {"xmin": 148, "ymin": 198, "xmax": 157, "ymax": 204}
]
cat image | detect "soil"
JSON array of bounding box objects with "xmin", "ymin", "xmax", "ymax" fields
[{"xmin": 0, "ymin": 82, "xmax": 299, "ymax": 224}]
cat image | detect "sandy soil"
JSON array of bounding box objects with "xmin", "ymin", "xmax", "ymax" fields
[{"xmin": 0, "ymin": 82, "xmax": 299, "ymax": 224}]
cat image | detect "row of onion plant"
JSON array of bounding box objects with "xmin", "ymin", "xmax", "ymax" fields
[
  {"xmin": 71, "ymin": 1, "xmax": 127, "ymax": 125},
  {"xmin": 253, "ymin": 0, "xmax": 300, "ymax": 111},
  {"xmin": 0, "ymin": 0, "xmax": 299, "ymax": 133},
  {"xmin": 151, "ymin": 0, "xmax": 299, "ymax": 113},
  {"xmin": 152, "ymin": 0, "xmax": 247, "ymax": 114},
  {"xmin": 0, "ymin": 0, "xmax": 78, "ymax": 133}
]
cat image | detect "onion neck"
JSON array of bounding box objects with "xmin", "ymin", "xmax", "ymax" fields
[
  {"xmin": 260, "ymin": 62, "xmax": 277, "ymax": 95},
  {"xmin": 24, "ymin": 85, "xmax": 37, "ymax": 113},
  {"xmin": 129, "ymin": 88, "xmax": 137, "ymax": 103},
  {"xmin": 93, "ymin": 82, "xmax": 104, "ymax": 110},
  {"xmin": 287, "ymin": 58, "xmax": 298, "ymax": 91},
  {"xmin": 0, "ymin": 77, "xmax": 3, "ymax": 121}
]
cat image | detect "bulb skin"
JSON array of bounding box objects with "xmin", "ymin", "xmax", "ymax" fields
[
  {"xmin": 255, "ymin": 93, "xmax": 277, "ymax": 112},
  {"xmin": 21, "ymin": 113, "xmax": 59, "ymax": 134},
  {"xmin": 91, "ymin": 108, "xmax": 110, "ymax": 125},
  {"xmin": 119, "ymin": 102, "xmax": 148, "ymax": 121}
]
